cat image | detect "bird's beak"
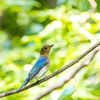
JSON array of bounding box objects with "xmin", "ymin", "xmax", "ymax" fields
[{"xmin": 50, "ymin": 44, "xmax": 54, "ymax": 47}]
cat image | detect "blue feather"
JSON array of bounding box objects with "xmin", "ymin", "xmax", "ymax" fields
[
  {"xmin": 18, "ymin": 76, "xmax": 29, "ymax": 91},
  {"xmin": 34, "ymin": 57, "xmax": 47, "ymax": 68},
  {"xmin": 18, "ymin": 57, "xmax": 47, "ymax": 91},
  {"xmin": 28, "ymin": 57, "xmax": 47, "ymax": 79}
]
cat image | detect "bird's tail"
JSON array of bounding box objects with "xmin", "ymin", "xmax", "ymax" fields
[{"xmin": 18, "ymin": 76, "xmax": 30, "ymax": 91}]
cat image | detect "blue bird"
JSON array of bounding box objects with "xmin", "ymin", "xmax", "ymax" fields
[{"xmin": 18, "ymin": 44, "xmax": 53, "ymax": 91}]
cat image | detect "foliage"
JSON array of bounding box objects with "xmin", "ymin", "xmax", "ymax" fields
[
  {"xmin": 58, "ymin": 86, "xmax": 75, "ymax": 100},
  {"xmin": 0, "ymin": 0, "xmax": 100, "ymax": 100}
]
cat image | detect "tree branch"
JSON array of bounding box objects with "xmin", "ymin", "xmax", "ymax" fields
[
  {"xmin": 34, "ymin": 45, "xmax": 100, "ymax": 100},
  {"xmin": 0, "ymin": 41, "xmax": 100, "ymax": 98}
]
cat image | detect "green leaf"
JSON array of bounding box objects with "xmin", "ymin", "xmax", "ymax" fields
[
  {"xmin": 91, "ymin": 89, "xmax": 100, "ymax": 96},
  {"xmin": 58, "ymin": 86, "xmax": 75, "ymax": 100},
  {"xmin": 58, "ymin": 95, "xmax": 73, "ymax": 100},
  {"xmin": 87, "ymin": 83, "xmax": 100, "ymax": 96}
]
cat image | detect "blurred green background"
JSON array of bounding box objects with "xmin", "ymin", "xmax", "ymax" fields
[{"xmin": 0, "ymin": 0, "xmax": 100, "ymax": 100}]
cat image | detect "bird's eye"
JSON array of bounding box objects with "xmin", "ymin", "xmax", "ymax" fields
[{"xmin": 44, "ymin": 47, "xmax": 47, "ymax": 49}]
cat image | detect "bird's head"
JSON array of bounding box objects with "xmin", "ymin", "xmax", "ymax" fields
[{"xmin": 40, "ymin": 44, "xmax": 53, "ymax": 56}]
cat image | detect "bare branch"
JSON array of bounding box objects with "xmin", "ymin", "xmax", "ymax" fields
[{"xmin": 0, "ymin": 41, "xmax": 100, "ymax": 98}]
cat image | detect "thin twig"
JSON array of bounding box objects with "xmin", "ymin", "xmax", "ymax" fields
[{"xmin": 0, "ymin": 41, "xmax": 100, "ymax": 98}]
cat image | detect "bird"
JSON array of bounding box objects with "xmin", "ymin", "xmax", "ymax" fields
[{"xmin": 18, "ymin": 44, "xmax": 53, "ymax": 91}]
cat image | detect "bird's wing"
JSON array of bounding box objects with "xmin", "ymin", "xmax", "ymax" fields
[{"xmin": 28, "ymin": 57, "xmax": 47, "ymax": 80}]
